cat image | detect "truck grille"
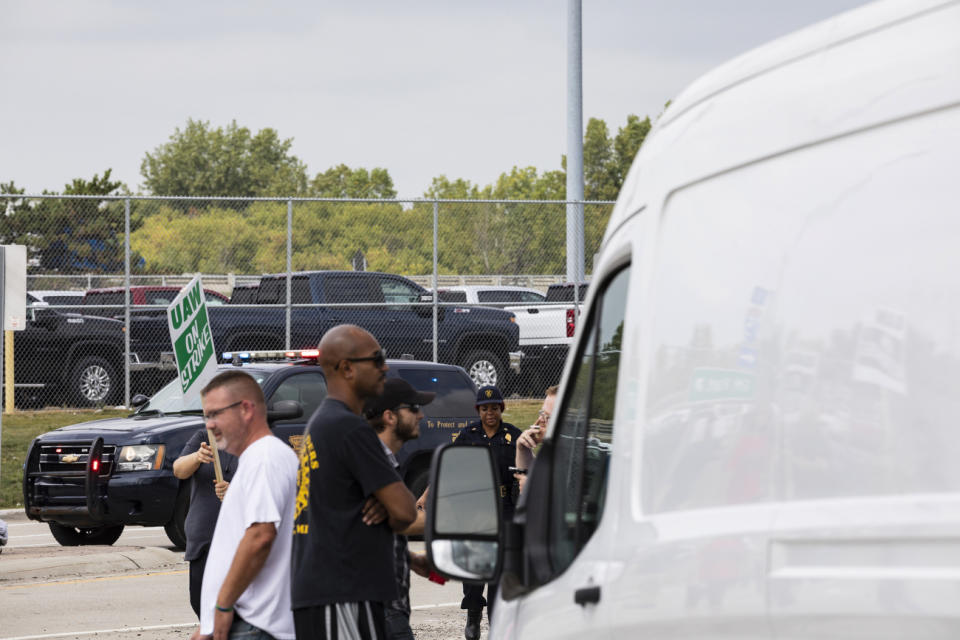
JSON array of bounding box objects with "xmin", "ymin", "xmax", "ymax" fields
[{"xmin": 38, "ymin": 443, "xmax": 116, "ymax": 476}]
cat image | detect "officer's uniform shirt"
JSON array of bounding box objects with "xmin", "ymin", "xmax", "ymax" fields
[{"xmin": 454, "ymin": 419, "xmax": 523, "ymax": 518}]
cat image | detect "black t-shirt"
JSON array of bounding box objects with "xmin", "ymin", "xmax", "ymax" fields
[
  {"xmin": 454, "ymin": 419, "xmax": 523, "ymax": 518},
  {"xmin": 180, "ymin": 428, "xmax": 238, "ymax": 561},
  {"xmin": 291, "ymin": 398, "xmax": 404, "ymax": 608}
]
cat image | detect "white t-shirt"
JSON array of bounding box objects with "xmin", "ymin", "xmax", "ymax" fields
[{"xmin": 200, "ymin": 434, "xmax": 298, "ymax": 638}]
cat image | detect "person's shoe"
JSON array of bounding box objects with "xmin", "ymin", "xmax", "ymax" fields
[{"xmin": 464, "ymin": 609, "xmax": 482, "ymax": 640}]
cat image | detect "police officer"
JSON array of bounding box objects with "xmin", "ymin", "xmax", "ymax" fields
[{"xmin": 453, "ymin": 384, "xmax": 521, "ymax": 640}]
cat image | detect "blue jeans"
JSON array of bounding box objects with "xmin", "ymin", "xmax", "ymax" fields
[{"xmin": 229, "ymin": 617, "xmax": 276, "ymax": 639}]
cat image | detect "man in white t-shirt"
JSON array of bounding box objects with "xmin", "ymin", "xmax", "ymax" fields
[{"xmin": 190, "ymin": 370, "xmax": 298, "ymax": 640}]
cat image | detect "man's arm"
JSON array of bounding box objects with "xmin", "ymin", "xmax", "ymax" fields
[
  {"xmin": 372, "ymin": 481, "xmax": 417, "ymax": 531},
  {"xmin": 211, "ymin": 522, "xmax": 278, "ymax": 638},
  {"xmin": 400, "ymin": 504, "xmax": 426, "ymax": 537}
]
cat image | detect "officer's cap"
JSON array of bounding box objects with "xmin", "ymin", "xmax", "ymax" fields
[{"xmin": 475, "ymin": 385, "xmax": 504, "ymax": 407}]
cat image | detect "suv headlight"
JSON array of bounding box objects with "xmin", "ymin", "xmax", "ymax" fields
[{"xmin": 116, "ymin": 444, "xmax": 165, "ymax": 472}]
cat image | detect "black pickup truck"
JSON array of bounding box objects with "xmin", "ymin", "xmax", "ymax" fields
[
  {"xmin": 23, "ymin": 355, "xmax": 478, "ymax": 547},
  {"xmin": 128, "ymin": 271, "xmax": 523, "ymax": 390},
  {"xmin": 15, "ymin": 293, "xmax": 129, "ymax": 407}
]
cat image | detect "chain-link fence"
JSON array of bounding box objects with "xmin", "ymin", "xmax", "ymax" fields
[{"xmin": 0, "ymin": 195, "xmax": 614, "ymax": 408}]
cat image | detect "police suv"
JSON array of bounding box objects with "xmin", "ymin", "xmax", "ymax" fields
[{"xmin": 23, "ymin": 352, "xmax": 477, "ymax": 547}]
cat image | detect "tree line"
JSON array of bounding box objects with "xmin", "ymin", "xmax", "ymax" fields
[{"xmin": 0, "ymin": 113, "xmax": 656, "ymax": 276}]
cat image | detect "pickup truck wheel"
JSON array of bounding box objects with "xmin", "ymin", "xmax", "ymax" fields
[
  {"xmin": 164, "ymin": 488, "xmax": 189, "ymax": 550},
  {"xmin": 461, "ymin": 350, "xmax": 505, "ymax": 388},
  {"xmin": 70, "ymin": 356, "xmax": 118, "ymax": 406},
  {"xmin": 48, "ymin": 523, "xmax": 124, "ymax": 546}
]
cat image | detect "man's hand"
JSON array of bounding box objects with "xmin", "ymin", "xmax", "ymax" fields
[
  {"xmin": 409, "ymin": 551, "xmax": 431, "ymax": 578},
  {"xmin": 362, "ymin": 496, "xmax": 388, "ymax": 525},
  {"xmin": 197, "ymin": 442, "xmax": 215, "ymax": 464},
  {"xmin": 516, "ymin": 426, "xmax": 542, "ymax": 451},
  {"xmin": 214, "ymin": 480, "xmax": 229, "ymax": 502},
  {"xmin": 212, "ymin": 608, "xmax": 234, "ymax": 640},
  {"xmin": 516, "ymin": 473, "xmax": 528, "ymax": 493}
]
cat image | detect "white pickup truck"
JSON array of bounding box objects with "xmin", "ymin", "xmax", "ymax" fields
[{"xmin": 437, "ymin": 284, "xmax": 587, "ymax": 393}]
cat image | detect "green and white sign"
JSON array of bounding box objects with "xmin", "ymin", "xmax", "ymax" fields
[
  {"xmin": 167, "ymin": 276, "xmax": 218, "ymax": 400},
  {"xmin": 689, "ymin": 368, "xmax": 755, "ymax": 403}
]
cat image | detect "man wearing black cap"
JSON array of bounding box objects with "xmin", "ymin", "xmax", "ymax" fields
[
  {"xmin": 364, "ymin": 378, "xmax": 436, "ymax": 640},
  {"xmin": 452, "ymin": 384, "xmax": 522, "ymax": 640}
]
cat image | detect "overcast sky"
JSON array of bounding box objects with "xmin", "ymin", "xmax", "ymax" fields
[{"xmin": 1, "ymin": 1, "xmax": 868, "ymax": 198}]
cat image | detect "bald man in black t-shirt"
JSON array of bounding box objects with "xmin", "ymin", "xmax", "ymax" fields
[{"xmin": 291, "ymin": 325, "xmax": 416, "ymax": 640}]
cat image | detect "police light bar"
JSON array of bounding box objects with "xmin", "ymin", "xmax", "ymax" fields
[
  {"xmin": 284, "ymin": 349, "xmax": 320, "ymax": 359},
  {"xmin": 222, "ymin": 350, "xmax": 320, "ymax": 362}
]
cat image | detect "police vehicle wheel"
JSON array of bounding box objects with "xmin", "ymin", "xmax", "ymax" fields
[
  {"xmin": 461, "ymin": 350, "xmax": 504, "ymax": 388},
  {"xmin": 70, "ymin": 356, "xmax": 118, "ymax": 406},
  {"xmin": 48, "ymin": 523, "xmax": 124, "ymax": 546},
  {"xmin": 164, "ymin": 489, "xmax": 189, "ymax": 550}
]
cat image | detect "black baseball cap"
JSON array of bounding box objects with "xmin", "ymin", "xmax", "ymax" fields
[
  {"xmin": 364, "ymin": 377, "xmax": 436, "ymax": 418},
  {"xmin": 475, "ymin": 385, "xmax": 504, "ymax": 406}
]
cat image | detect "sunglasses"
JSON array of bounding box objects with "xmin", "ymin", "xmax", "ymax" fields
[
  {"xmin": 338, "ymin": 349, "xmax": 387, "ymax": 370},
  {"xmin": 396, "ymin": 403, "xmax": 421, "ymax": 413}
]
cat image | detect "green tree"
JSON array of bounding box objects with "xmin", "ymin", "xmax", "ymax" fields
[
  {"xmin": 309, "ymin": 165, "xmax": 397, "ymax": 199},
  {"xmin": 140, "ymin": 119, "xmax": 308, "ymax": 200},
  {"xmin": 613, "ymin": 114, "xmax": 652, "ymax": 187},
  {"xmin": 11, "ymin": 170, "xmax": 133, "ymax": 272},
  {"xmin": 583, "ymin": 118, "xmax": 619, "ymax": 201},
  {"xmin": 0, "ymin": 180, "xmax": 27, "ymax": 245}
]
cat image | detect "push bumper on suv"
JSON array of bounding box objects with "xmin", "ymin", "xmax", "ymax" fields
[{"xmin": 23, "ymin": 437, "xmax": 177, "ymax": 528}]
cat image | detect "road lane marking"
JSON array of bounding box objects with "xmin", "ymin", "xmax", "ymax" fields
[
  {"xmin": 0, "ymin": 622, "xmax": 197, "ymax": 640},
  {"xmin": 0, "ymin": 604, "xmax": 462, "ymax": 639},
  {"xmin": 1, "ymin": 569, "xmax": 187, "ymax": 590},
  {"xmin": 412, "ymin": 601, "xmax": 460, "ymax": 610},
  {"xmin": 7, "ymin": 534, "xmax": 174, "ymax": 548}
]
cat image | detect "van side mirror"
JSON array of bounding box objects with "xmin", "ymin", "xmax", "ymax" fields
[
  {"xmin": 130, "ymin": 394, "xmax": 150, "ymax": 408},
  {"xmin": 267, "ymin": 400, "xmax": 303, "ymax": 424},
  {"xmin": 426, "ymin": 443, "xmax": 502, "ymax": 582}
]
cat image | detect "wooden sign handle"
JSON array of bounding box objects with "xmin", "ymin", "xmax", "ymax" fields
[{"xmin": 206, "ymin": 430, "xmax": 224, "ymax": 484}]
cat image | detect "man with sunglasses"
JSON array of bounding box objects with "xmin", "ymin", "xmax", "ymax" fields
[
  {"xmin": 452, "ymin": 384, "xmax": 522, "ymax": 640},
  {"xmin": 364, "ymin": 378, "xmax": 436, "ymax": 640},
  {"xmin": 291, "ymin": 325, "xmax": 417, "ymax": 640}
]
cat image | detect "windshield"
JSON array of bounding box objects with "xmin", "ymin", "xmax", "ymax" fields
[{"xmin": 139, "ymin": 370, "xmax": 270, "ymax": 413}]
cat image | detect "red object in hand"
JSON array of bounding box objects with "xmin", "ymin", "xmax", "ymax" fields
[{"xmin": 428, "ymin": 571, "xmax": 447, "ymax": 585}]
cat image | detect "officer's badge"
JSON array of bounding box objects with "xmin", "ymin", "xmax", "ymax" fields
[
  {"xmin": 505, "ymin": 433, "xmax": 512, "ymax": 443},
  {"xmin": 485, "ymin": 389, "xmax": 493, "ymax": 398}
]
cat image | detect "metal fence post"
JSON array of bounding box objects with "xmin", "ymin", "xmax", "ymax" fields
[
  {"xmin": 286, "ymin": 199, "xmax": 293, "ymax": 350},
  {"xmin": 433, "ymin": 200, "xmax": 439, "ymax": 363},
  {"xmin": 124, "ymin": 198, "xmax": 131, "ymax": 408}
]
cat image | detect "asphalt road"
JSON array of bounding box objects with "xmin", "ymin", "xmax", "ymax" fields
[{"xmin": 0, "ymin": 510, "xmax": 485, "ymax": 640}]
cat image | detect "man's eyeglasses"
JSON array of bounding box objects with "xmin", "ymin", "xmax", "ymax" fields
[
  {"xmin": 203, "ymin": 400, "xmax": 243, "ymax": 421},
  {"xmin": 537, "ymin": 409, "xmax": 551, "ymax": 421},
  {"xmin": 396, "ymin": 403, "xmax": 421, "ymax": 413},
  {"xmin": 338, "ymin": 349, "xmax": 387, "ymax": 370}
]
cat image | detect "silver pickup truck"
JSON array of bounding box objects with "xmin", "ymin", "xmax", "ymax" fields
[{"xmin": 437, "ymin": 284, "xmax": 587, "ymax": 394}]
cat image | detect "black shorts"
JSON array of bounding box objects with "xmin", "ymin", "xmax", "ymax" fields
[{"xmin": 294, "ymin": 601, "xmax": 386, "ymax": 640}]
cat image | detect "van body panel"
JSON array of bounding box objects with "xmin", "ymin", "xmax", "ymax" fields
[{"xmin": 492, "ymin": 1, "xmax": 960, "ymax": 638}]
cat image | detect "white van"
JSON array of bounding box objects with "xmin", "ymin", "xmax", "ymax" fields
[{"xmin": 424, "ymin": 0, "xmax": 960, "ymax": 637}]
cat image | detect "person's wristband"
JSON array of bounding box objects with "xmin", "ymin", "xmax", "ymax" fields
[{"xmin": 215, "ymin": 604, "xmax": 233, "ymax": 613}]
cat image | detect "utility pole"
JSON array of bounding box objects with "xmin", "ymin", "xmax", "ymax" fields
[{"xmin": 566, "ymin": 0, "xmax": 585, "ymax": 284}]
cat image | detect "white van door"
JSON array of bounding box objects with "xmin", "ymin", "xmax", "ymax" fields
[{"xmin": 498, "ymin": 261, "xmax": 632, "ymax": 639}]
